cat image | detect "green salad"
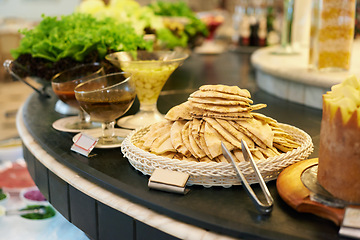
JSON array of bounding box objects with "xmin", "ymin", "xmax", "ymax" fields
[
  {"xmin": 11, "ymin": 13, "xmax": 153, "ymax": 63},
  {"xmin": 149, "ymin": 1, "xmax": 208, "ymax": 38},
  {"xmin": 20, "ymin": 205, "xmax": 56, "ymax": 220}
]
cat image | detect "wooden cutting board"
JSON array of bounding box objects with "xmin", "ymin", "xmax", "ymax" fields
[{"xmin": 276, "ymin": 158, "xmax": 345, "ymax": 226}]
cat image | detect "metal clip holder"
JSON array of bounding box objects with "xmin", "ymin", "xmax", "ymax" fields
[{"xmin": 221, "ymin": 140, "xmax": 274, "ymax": 214}]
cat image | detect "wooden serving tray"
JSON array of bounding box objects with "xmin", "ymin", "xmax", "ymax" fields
[{"xmin": 276, "ymin": 158, "xmax": 345, "ymax": 226}]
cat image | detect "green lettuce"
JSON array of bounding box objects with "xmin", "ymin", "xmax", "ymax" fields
[
  {"xmin": 11, "ymin": 13, "xmax": 153, "ymax": 62},
  {"xmin": 148, "ymin": 1, "xmax": 208, "ymax": 37}
]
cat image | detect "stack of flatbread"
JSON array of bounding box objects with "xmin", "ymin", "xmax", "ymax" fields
[{"xmin": 134, "ymin": 84, "xmax": 300, "ymax": 163}]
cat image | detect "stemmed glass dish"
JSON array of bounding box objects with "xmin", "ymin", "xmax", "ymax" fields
[
  {"xmin": 105, "ymin": 51, "xmax": 188, "ymax": 129},
  {"xmin": 74, "ymin": 72, "xmax": 136, "ymax": 146},
  {"xmin": 51, "ymin": 63, "xmax": 104, "ymax": 132}
]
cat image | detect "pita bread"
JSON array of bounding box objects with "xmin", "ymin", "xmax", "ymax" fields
[
  {"xmin": 251, "ymin": 148, "xmax": 265, "ymax": 161},
  {"xmin": 233, "ymin": 150, "xmax": 245, "ymax": 162},
  {"xmin": 235, "ymin": 118, "xmax": 274, "ymax": 148},
  {"xmin": 181, "ymin": 121, "xmax": 197, "ymax": 157},
  {"xmin": 204, "ymin": 121, "xmax": 234, "ymax": 158},
  {"xmin": 258, "ymin": 146, "xmax": 279, "ymax": 158},
  {"xmin": 183, "ymin": 155, "xmax": 198, "ymax": 162},
  {"xmin": 199, "ymin": 121, "xmax": 212, "ymax": 159},
  {"xmin": 228, "ymin": 120, "xmax": 267, "ymax": 149},
  {"xmin": 158, "ymin": 151, "xmax": 177, "ymax": 159},
  {"xmin": 190, "ymin": 118, "xmax": 202, "ymax": 139},
  {"xmin": 190, "ymin": 90, "xmax": 253, "ymax": 103},
  {"xmin": 252, "ymin": 113, "xmax": 278, "ymax": 125},
  {"xmin": 150, "ymin": 126, "xmax": 175, "ymax": 154},
  {"xmin": 190, "ymin": 110, "xmax": 252, "ymax": 120},
  {"xmin": 142, "ymin": 121, "xmax": 170, "ymax": 150},
  {"xmin": 172, "ymin": 152, "xmax": 184, "ymax": 160},
  {"xmin": 215, "ymin": 118, "xmax": 255, "ymax": 149},
  {"xmin": 188, "ymin": 121, "xmax": 206, "ymax": 158},
  {"xmin": 199, "ymin": 156, "xmax": 213, "ymax": 162},
  {"xmin": 191, "ymin": 102, "xmax": 266, "ymax": 113},
  {"xmin": 199, "ymin": 85, "xmax": 251, "ymax": 98},
  {"xmin": 170, "ymin": 120, "xmax": 189, "ymax": 155},
  {"xmin": 216, "ymin": 154, "xmax": 229, "ymax": 163},
  {"xmin": 204, "ymin": 117, "xmax": 242, "ymax": 149},
  {"xmin": 188, "ymin": 97, "xmax": 251, "ymax": 106},
  {"xmin": 165, "ymin": 101, "xmax": 193, "ymax": 121}
]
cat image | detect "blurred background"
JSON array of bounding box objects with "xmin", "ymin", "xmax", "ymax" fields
[{"xmin": 0, "ymin": 0, "xmax": 359, "ymax": 239}]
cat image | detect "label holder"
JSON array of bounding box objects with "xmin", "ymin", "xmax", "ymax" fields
[
  {"xmin": 148, "ymin": 168, "xmax": 190, "ymax": 195},
  {"xmin": 71, "ymin": 133, "xmax": 98, "ymax": 157}
]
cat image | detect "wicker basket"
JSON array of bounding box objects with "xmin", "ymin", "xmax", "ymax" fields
[{"xmin": 121, "ymin": 123, "xmax": 313, "ymax": 188}]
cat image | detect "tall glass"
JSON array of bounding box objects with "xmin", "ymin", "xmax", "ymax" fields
[
  {"xmin": 272, "ymin": 0, "xmax": 296, "ymax": 54},
  {"xmin": 74, "ymin": 72, "xmax": 136, "ymax": 145},
  {"xmin": 106, "ymin": 51, "xmax": 189, "ymax": 129},
  {"xmin": 51, "ymin": 63, "xmax": 104, "ymax": 132}
]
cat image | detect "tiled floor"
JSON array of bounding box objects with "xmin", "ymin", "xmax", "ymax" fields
[{"xmin": 0, "ymin": 79, "xmax": 33, "ymax": 141}]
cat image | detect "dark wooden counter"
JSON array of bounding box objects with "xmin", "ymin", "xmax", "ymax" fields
[{"xmin": 19, "ymin": 51, "xmax": 341, "ymax": 240}]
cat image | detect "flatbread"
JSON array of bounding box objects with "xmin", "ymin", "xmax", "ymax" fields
[
  {"xmin": 150, "ymin": 124, "xmax": 174, "ymax": 153},
  {"xmin": 204, "ymin": 117, "xmax": 242, "ymax": 149},
  {"xmin": 233, "ymin": 149, "xmax": 245, "ymax": 162},
  {"xmin": 188, "ymin": 125, "xmax": 206, "ymax": 158},
  {"xmin": 142, "ymin": 121, "xmax": 170, "ymax": 150},
  {"xmin": 199, "ymin": 156, "xmax": 213, "ymax": 163},
  {"xmin": 215, "ymin": 118, "xmax": 255, "ymax": 149},
  {"xmin": 235, "ymin": 118, "xmax": 274, "ymax": 148},
  {"xmin": 190, "ymin": 119, "xmax": 204, "ymax": 150},
  {"xmin": 165, "ymin": 101, "xmax": 193, "ymax": 121},
  {"xmin": 190, "ymin": 90, "xmax": 253, "ymax": 103},
  {"xmin": 199, "ymin": 121, "xmax": 212, "ymax": 159},
  {"xmin": 170, "ymin": 120, "xmax": 189, "ymax": 155},
  {"xmin": 190, "ymin": 110, "xmax": 252, "ymax": 120},
  {"xmin": 188, "ymin": 97, "xmax": 251, "ymax": 106},
  {"xmin": 258, "ymin": 146, "xmax": 279, "ymax": 158},
  {"xmin": 199, "ymin": 84, "xmax": 251, "ymax": 98},
  {"xmin": 158, "ymin": 151, "xmax": 177, "ymax": 159},
  {"xmin": 228, "ymin": 120, "xmax": 267, "ymax": 149},
  {"xmin": 181, "ymin": 121, "xmax": 197, "ymax": 157},
  {"xmin": 151, "ymin": 136, "xmax": 176, "ymax": 154},
  {"xmin": 203, "ymin": 121, "xmax": 234, "ymax": 158},
  {"xmin": 251, "ymin": 148, "xmax": 265, "ymax": 161},
  {"xmin": 216, "ymin": 154, "xmax": 229, "ymax": 163},
  {"xmin": 191, "ymin": 102, "xmax": 266, "ymax": 113}
]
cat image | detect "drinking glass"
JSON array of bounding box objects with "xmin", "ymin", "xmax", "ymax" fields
[
  {"xmin": 272, "ymin": 0, "xmax": 296, "ymax": 55},
  {"xmin": 51, "ymin": 63, "xmax": 104, "ymax": 132},
  {"xmin": 74, "ymin": 72, "xmax": 136, "ymax": 145},
  {"xmin": 105, "ymin": 51, "xmax": 188, "ymax": 129}
]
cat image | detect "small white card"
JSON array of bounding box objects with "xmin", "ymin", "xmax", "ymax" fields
[
  {"xmin": 339, "ymin": 207, "xmax": 360, "ymax": 239},
  {"xmin": 71, "ymin": 133, "xmax": 98, "ymax": 157},
  {"xmin": 148, "ymin": 168, "xmax": 190, "ymax": 195}
]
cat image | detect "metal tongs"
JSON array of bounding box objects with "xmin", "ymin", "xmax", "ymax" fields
[{"xmin": 221, "ymin": 140, "xmax": 274, "ymax": 214}]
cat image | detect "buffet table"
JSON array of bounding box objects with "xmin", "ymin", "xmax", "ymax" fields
[{"xmin": 17, "ymin": 51, "xmax": 342, "ymax": 240}]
